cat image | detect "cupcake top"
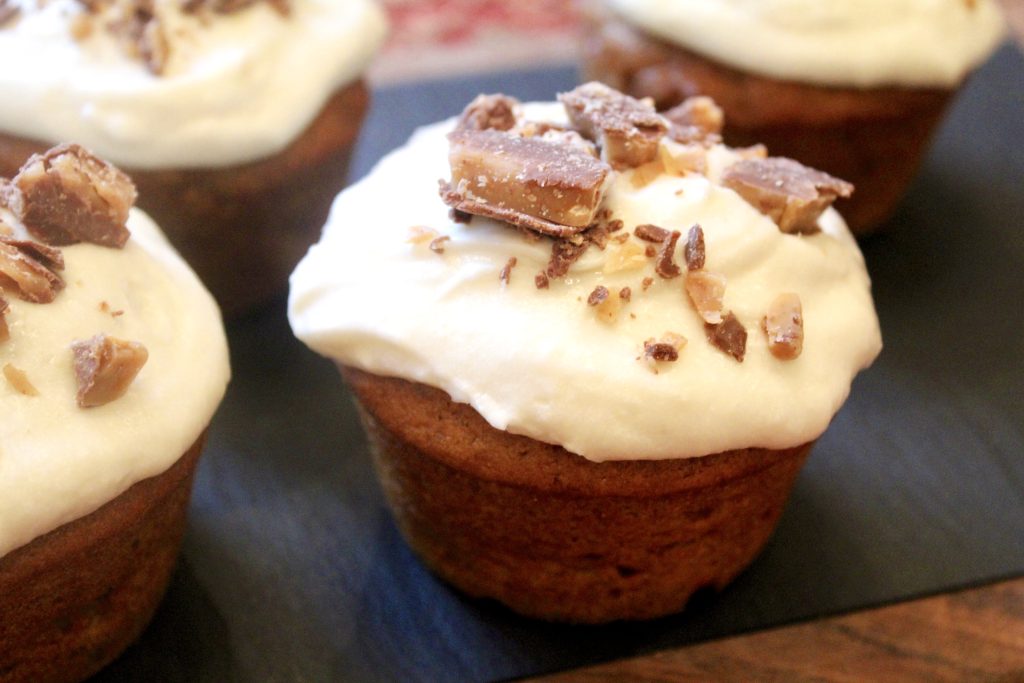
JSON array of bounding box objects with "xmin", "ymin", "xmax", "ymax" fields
[
  {"xmin": 604, "ymin": 0, "xmax": 1005, "ymax": 88},
  {"xmin": 289, "ymin": 84, "xmax": 882, "ymax": 463},
  {"xmin": 0, "ymin": 0, "xmax": 386, "ymax": 169},
  {"xmin": 0, "ymin": 144, "xmax": 229, "ymax": 559}
]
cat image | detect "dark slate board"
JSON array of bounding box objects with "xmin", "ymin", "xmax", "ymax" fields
[{"xmin": 91, "ymin": 44, "xmax": 1024, "ymax": 683}]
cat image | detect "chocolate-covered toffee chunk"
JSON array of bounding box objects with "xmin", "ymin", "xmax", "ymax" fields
[
  {"xmin": 705, "ymin": 312, "xmax": 747, "ymax": 362},
  {"xmin": 441, "ymin": 129, "xmax": 611, "ymax": 237},
  {"xmin": 15, "ymin": 144, "xmax": 136, "ymax": 248},
  {"xmin": 654, "ymin": 229, "xmax": 682, "ymax": 279},
  {"xmin": 684, "ymin": 224, "xmax": 705, "ymax": 271},
  {"xmin": 456, "ymin": 93, "xmax": 520, "ymax": 132},
  {"xmin": 722, "ymin": 157, "xmax": 853, "ymax": 234},
  {"xmin": 560, "ymin": 82, "xmax": 668, "ymax": 169},
  {"xmin": 764, "ymin": 293, "xmax": 804, "ymax": 360},
  {"xmin": 663, "ymin": 96, "xmax": 724, "ymax": 145},
  {"xmin": 0, "ymin": 238, "xmax": 65, "ymax": 304},
  {"xmin": 71, "ymin": 334, "xmax": 149, "ymax": 408}
]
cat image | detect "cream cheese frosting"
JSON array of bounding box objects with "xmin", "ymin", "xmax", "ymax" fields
[
  {"xmin": 0, "ymin": 208, "xmax": 230, "ymax": 559},
  {"xmin": 0, "ymin": 0, "xmax": 387, "ymax": 169},
  {"xmin": 288, "ymin": 103, "xmax": 882, "ymax": 463},
  {"xmin": 605, "ymin": 0, "xmax": 1006, "ymax": 88}
]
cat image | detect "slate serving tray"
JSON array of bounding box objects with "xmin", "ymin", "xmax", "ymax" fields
[{"xmin": 92, "ymin": 44, "xmax": 1024, "ymax": 683}]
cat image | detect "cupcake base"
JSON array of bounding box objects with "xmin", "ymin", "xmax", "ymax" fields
[
  {"xmin": 0, "ymin": 80, "xmax": 370, "ymax": 317},
  {"xmin": 580, "ymin": 5, "xmax": 952, "ymax": 234},
  {"xmin": 343, "ymin": 366, "xmax": 811, "ymax": 624},
  {"xmin": 0, "ymin": 433, "xmax": 207, "ymax": 683}
]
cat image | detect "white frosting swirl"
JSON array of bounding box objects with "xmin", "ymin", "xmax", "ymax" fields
[
  {"xmin": 0, "ymin": 209, "xmax": 230, "ymax": 559},
  {"xmin": 0, "ymin": 0, "xmax": 386, "ymax": 168},
  {"xmin": 605, "ymin": 0, "xmax": 1005, "ymax": 87},
  {"xmin": 288, "ymin": 104, "xmax": 882, "ymax": 463}
]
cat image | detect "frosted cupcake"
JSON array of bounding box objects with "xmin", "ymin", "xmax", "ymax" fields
[
  {"xmin": 580, "ymin": 0, "xmax": 1006, "ymax": 233},
  {"xmin": 289, "ymin": 84, "xmax": 882, "ymax": 622},
  {"xmin": 0, "ymin": 144, "xmax": 229, "ymax": 681},
  {"xmin": 0, "ymin": 0, "xmax": 387, "ymax": 315}
]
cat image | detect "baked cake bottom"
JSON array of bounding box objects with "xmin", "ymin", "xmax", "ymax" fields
[
  {"xmin": 343, "ymin": 366, "xmax": 811, "ymax": 624},
  {"xmin": 0, "ymin": 433, "xmax": 207, "ymax": 683}
]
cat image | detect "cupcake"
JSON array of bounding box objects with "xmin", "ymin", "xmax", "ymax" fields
[
  {"xmin": 289, "ymin": 84, "xmax": 882, "ymax": 623},
  {"xmin": 579, "ymin": 0, "xmax": 1006, "ymax": 234},
  {"xmin": 0, "ymin": 0, "xmax": 387, "ymax": 315},
  {"xmin": 0, "ymin": 144, "xmax": 229, "ymax": 681}
]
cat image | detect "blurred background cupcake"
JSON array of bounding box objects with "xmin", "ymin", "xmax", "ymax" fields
[
  {"xmin": 579, "ymin": 0, "xmax": 1006, "ymax": 234},
  {"xmin": 0, "ymin": 0, "xmax": 386, "ymax": 316}
]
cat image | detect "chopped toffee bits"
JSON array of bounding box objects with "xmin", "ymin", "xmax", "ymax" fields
[
  {"xmin": 0, "ymin": 238, "xmax": 65, "ymax": 304},
  {"xmin": 722, "ymin": 157, "xmax": 854, "ymax": 234},
  {"xmin": 546, "ymin": 238, "xmax": 588, "ymax": 279},
  {"xmin": 534, "ymin": 272, "xmax": 550, "ymax": 289},
  {"xmin": 641, "ymin": 333, "xmax": 687, "ymax": 372},
  {"xmin": 684, "ymin": 225, "xmax": 705, "ymax": 271},
  {"xmin": 603, "ymin": 240, "xmax": 646, "ymax": 273},
  {"xmin": 3, "ymin": 363, "xmax": 38, "ymax": 396},
  {"xmin": 644, "ymin": 245, "xmax": 657, "ymax": 258},
  {"xmin": 641, "ymin": 277, "xmax": 654, "ymax": 291},
  {"xmin": 71, "ymin": 334, "xmax": 148, "ymax": 408},
  {"xmin": 764, "ymin": 293, "xmax": 804, "ymax": 361},
  {"xmin": 407, "ymin": 225, "xmax": 439, "ymax": 244},
  {"xmin": 587, "ymin": 285, "xmax": 609, "ymax": 306},
  {"xmin": 560, "ymin": 82, "xmax": 668, "ymax": 169},
  {"xmin": 0, "ymin": 296, "xmax": 8, "ymax": 343},
  {"xmin": 685, "ymin": 270, "xmax": 726, "ymax": 325},
  {"xmin": 706, "ymin": 312, "xmax": 748, "ymax": 362},
  {"xmin": 654, "ymin": 230, "xmax": 682, "ymax": 279},
  {"xmin": 15, "ymin": 144, "xmax": 135, "ymax": 248},
  {"xmin": 429, "ymin": 235, "xmax": 450, "ymax": 254},
  {"xmin": 663, "ymin": 96, "xmax": 724, "ymax": 145},
  {"xmin": 634, "ymin": 223, "xmax": 670, "ymax": 243},
  {"xmin": 619, "ymin": 286, "xmax": 631, "ymax": 302},
  {"xmin": 456, "ymin": 94, "xmax": 520, "ymax": 132},
  {"xmin": 499, "ymin": 256, "xmax": 517, "ymax": 285},
  {"xmin": 441, "ymin": 129, "xmax": 612, "ymax": 237},
  {"xmin": 449, "ymin": 208, "xmax": 472, "ymax": 224}
]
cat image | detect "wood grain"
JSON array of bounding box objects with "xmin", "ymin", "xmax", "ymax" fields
[{"xmin": 534, "ymin": 578, "xmax": 1024, "ymax": 682}]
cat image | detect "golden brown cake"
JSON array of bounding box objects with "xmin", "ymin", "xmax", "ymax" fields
[
  {"xmin": 0, "ymin": 145, "xmax": 229, "ymax": 680},
  {"xmin": 289, "ymin": 85, "xmax": 882, "ymax": 622},
  {"xmin": 579, "ymin": 0, "xmax": 1005, "ymax": 234},
  {"xmin": 0, "ymin": 0, "xmax": 386, "ymax": 316}
]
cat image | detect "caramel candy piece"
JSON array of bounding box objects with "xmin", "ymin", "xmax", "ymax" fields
[
  {"xmin": 684, "ymin": 224, "xmax": 705, "ymax": 271},
  {"xmin": 442, "ymin": 129, "xmax": 611, "ymax": 237},
  {"xmin": 3, "ymin": 363, "xmax": 38, "ymax": 396},
  {"xmin": 547, "ymin": 238, "xmax": 589, "ymax": 279},
  {"xmin": 15, "ymin": 144, "xmax": 136, "ymax": 247},
  {"xmin": 722, "ymin": 157, "xmax": 853, "ymax": 234},
  {"xmin": 71, "ymin": 334, "xmax": 149, "ymax": 408},
  {"xmin": 764, "ymin": 293, "xmax": 804, "ymax": 360},
  {"xmin": 663, "ymin": 96, "xmax": 724, "ymax": 145},
  {"xmin": 706, "ymin": 312, "xmax": 747, "ymax": 362},
  {"xmin": 457, "ymin": 94, "xmax": 520, "ymax": 132},
  {"xmin": 0, "ymin": 238, "xmax": 64, "ymax": 304},
  {"xmin": 0, "ymin": 296, "xmax": 9, "ymax": 344},
  {"xmin": 655, "ymin": 230, "xmax": 682, "ymax": 279},
  {"xmin": 634, "ymin": 223, "xmax": 669, "ymax": 243},
  {"xmin": 560, "ymin": 82, "xmax": 668, "ymax": 169},
  {"xmin": 685, "ymin": 270, "xmax": 726, "ymax": 324},
  {"xmin": 641, "ymin": 333, "xmax": 687, "ymax": 372}
]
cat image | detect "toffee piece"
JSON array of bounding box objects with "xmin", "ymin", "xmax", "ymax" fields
[
  {"xmin": 560, "ymin": 82, "xmax": 668, "ymax": 169},
  {"xmin": 71, "ymin": 334, "xmax": 149, "ymax": 408}
]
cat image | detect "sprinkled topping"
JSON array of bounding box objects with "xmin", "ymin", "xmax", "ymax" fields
[
  {"xmin": 0, "ymin": 296, "xmax": 8, "ymax": 343},
  {"xmin": 640, "ymin": 332, "xmax": 687, "ymax": 372},
  {"xmin": 662, "ymin": 96, "xmax": 724, "ymax": 145},
  {"xmin": 429, "ymin": 235, "xmax": 450, "ymax": 254},
  {"xmin": 706, "ymin": 312, "xmax": 747, "ymax": 362},
  {"xmin": 619, "ymin": 286, "xmax": 631, "ymax": 302},
  {"xmin": 764, "ymin": 293, "xmax": 804, "ymax": 360},
  {"xmin": 685, "ymin": 270, "xmax": 726, "ymax": 325},
  {"xmin": 546, "ymin": 238, "xmax": 588, "ymax": 279},
  {"xmin": 0, "ymin": 238, "xmax": 65, "ymax": 304},
  {"xmin": 534, "ymin": 272, "xmax": 549, "ymax": 289},
  {"xmin": 499, "ymin": 256, "xmax": 517, "ymax": 285},
  {"xmin": 456, "ymin": 93, "xmax": 520, "ymax": 132},
  {"xmin": 587, "ymin": 285, "xmax": 609, "ymax": 306},
  {"xmin": 634, "ymin": 223, "xmax": 670, "ymax": 243},
  {"xmin": 722, "ymin": 157, "xmax": 853, "ymax": 234},
  {"xmin": 71, "ymin": 334, "xmax": 149, "ymax": 408},
  {"xmin": 641, "ymin": 277, "xmax": 654, "ymax": 291}
]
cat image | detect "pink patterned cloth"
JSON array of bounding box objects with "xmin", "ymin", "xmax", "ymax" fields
[{"xmin": 371, "ymin": 0, "xmax": 582, "ymax": 83}]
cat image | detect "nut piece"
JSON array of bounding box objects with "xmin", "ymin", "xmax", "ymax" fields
[
  {"xmin": 3, "ymin": 363, "xmax": 38, "ymax": 396},
  {"xmin": 71, "ymin": 334, "xmax": 149, "ymax": 408},
  {"xmin": 685, "ymin": 270, "xmax": 726, "ymax": 324},
  {"xmin": 441, "ymin": 129, "xmax": 612, "ymax": 237},
  {"xmin": 721, "ymin": 157, "xmax": 854, "ymax": 234},
  {"xmin": 663, "ymin": 96, "xmax": 724, "ymax": 145},
  {"xmin": 764, "ymin": 293, "xmax": 804, "ymax": 360},
  {"xmin": 15, "ymin": 144, "xmax": 136, "ymax": 248},
  {"xmin": 0, "ymin": 238, "xmax": 65, "ymax": 303},
  {"xmin": 705, "ymin": 312, "xmax": 747, "ymax": 362},
  {"xmin": 560, "ymin": 82, "xmax": 668, "ymax": 169},
  {"xmin": 456, "ymin": 94, "xmax": 520, "ymax": 132}
]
